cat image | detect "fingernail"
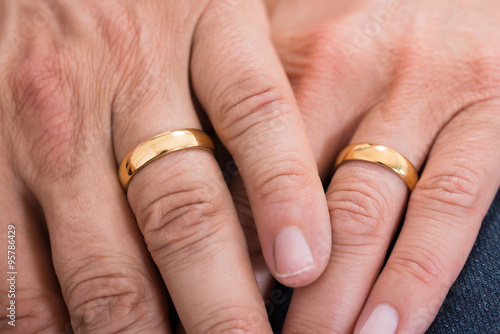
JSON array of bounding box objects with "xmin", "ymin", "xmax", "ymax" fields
[
  {"xmin": 274, "ymin": 227, "xmax": 315, "ymax": 278},
  {"xmin": 359, "ymin": 304, "xmax": 399, "ymax": 334}
]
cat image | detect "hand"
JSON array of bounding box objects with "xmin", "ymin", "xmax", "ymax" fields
[
  {"xmin": 265, "ymin": 0, "xmax": 500, "ymax": 332},
  {"xmin": 0, "ymin": 0, "xmax": 333, "ymax": 332}
]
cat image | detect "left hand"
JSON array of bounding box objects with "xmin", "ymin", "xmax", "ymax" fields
[
  {"xmin": 0, "ymin": 0, "xmax": 332, "ymax": 332},
  {"xmin": 259, "ymin": 0, "xmax": 500, "ymax": 332}
]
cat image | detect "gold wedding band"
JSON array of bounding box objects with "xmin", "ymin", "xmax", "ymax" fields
[
  {"xmin": 335, "ymin": 143, "xmax": 418, "ymax": 191},
  {"xmin": 118, "ymin": 129, "xmax": 215, "ymax": 191}
]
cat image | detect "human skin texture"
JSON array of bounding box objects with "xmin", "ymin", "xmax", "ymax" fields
[
  {"xmin": 0, "ymin": 0, "xmax": 333, "ymax": 332},
  {"xmin": 1, "ymin": 0, "xmax": 499, "ymax": 333},
  {"xmin": 260, "ymin": 0, "xmax": 500, "ymax": 333}
]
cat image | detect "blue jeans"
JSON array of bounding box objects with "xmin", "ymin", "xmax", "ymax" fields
[{"xmin": 268, "ymin": 189, "xmax": 500, "ymax": 333}]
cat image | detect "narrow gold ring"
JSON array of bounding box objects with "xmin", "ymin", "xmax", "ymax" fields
[
  {"xmin": 334, "ymin": 143, "xmax": 418, "ymax": 191},
  {"xmin": 118, "ymin": 129, "xmax": 215, "ymax": 191}
]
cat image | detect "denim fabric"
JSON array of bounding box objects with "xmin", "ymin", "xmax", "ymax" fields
[
  {"xmin": 427, "ymin": 189, "xmax": 500, "ymax": 334},
  {"xmin": 268, "ymin": 189, "xmax": 500, "ymax": 333}
]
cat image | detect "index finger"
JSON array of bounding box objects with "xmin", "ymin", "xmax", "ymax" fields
[{"xmin": 191, "ymin": 0, "xmax": 332, "ymax": 287}]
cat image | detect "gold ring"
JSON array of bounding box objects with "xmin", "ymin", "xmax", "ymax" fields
[
  {"xmin": 334, "ymin": 143, "xmax": 418, "ymax": 191},
  {"xmin": 118, "ymin": 129, "xmax": 215, "ymax": 191}
]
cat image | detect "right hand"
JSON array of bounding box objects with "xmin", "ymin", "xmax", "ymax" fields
[
  {"xmin": 264, "ymin": 0, "xmax": 500, "ymax": 333},
  {"xmin": 0, "ymin": 0, "xmax": 331, "ymax": 332}
]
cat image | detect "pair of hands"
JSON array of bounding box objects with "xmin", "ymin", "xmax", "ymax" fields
[{"xmin": 1, "ymin": 0, "xmax": 499, "ymax": 333}]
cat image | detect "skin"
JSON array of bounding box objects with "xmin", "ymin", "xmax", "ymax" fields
[
  {"xmin": 0, "ymin": 0, "xmax": 333, "ymax": 333},
  {"xmin": 0, "ymin": 0, "xmax": 499, "ymax": 333},
  {"xmin": 261, "ymin": 0, "xmax": 500, "ymax": 333}
]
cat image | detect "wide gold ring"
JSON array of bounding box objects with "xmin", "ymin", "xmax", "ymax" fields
[
  {"xmin": 334, "ymin": 143, "xmax": 418, "ymax": 191},
  {"xmin": 118, "ymin": 129, "xmax": 215, "ymax": 191}
]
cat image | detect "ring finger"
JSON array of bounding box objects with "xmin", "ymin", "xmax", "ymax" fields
[
  {"xmin": 111, "ymin": 3, "xmax": 270, "ymax": 332},
  {"xmin": 283, "ymin": 84, "xmax": 455, "ymax": 333},
  {"xmin": 354, "ymin": 100, "xmax": 500, "ymax": 333}
]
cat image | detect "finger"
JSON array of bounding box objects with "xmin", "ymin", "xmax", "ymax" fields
[
  {"xmin": 11, "ymin": 49, "xmax": 171, "ymax": 332},
  {"xmin": 111, "ymin": 4, "xmax": 271, "ymax": 332},
  {"xmin": 39, "ymin": 170, "xmax": 170, "ymax": 333},
  {"xmin": 0, "ymin": 169, "xmax": 69, "ymax": 332},
  {"xmin": 283, "ymin": 82, "xmax": 456, "ymax": 332},
  {"xmin": 354, "ymin": 102, "xmax": 500, "ymax": 334},
  {"xmin": 123, "ymin": 151, "xmax": 270, "ymax": 333},
  {"xmin": 191, "ymin": 0, "xmax": 331, "ymax": 286}
]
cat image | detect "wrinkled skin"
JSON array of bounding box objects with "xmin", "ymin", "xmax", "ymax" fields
[
  {"xmin": 261, "ymin": 0, "xmax": 500, "ymax": 332},
  {"xmin": 1, "ymin": 0, "xmax": 499, "ymax": 333},
  {"xmin": 0, "ymin": 0, "xmax": 334, "ymax": 332}
]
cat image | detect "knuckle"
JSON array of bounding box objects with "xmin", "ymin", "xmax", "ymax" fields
[
  {"xmin": 140, "ymin": 177, "xmax": 225, "ymax": 257},
  {"xmin": 93, "ymin": 4, "xmax": 140, "ymax": 63},
  {"xmin": 412, "ymin": 169, "xmax": 480, "ymax": 216},
  {"xmin": 396, "ymin": 45, "xmax": 500, "ymax": 113},
  {"xmin": 65, "ymin": 260, "xmax": 153, "ymax": 332},
  {"xmin": 298, "ymin": 22, "xmax": 353, "ymax": 66},
  {"xmin": 252, "ymin": 160, "xmax": 312, "ymax": 204},
  {"xmin": 202, "ymin": 319, "xmax": 257, "ymax": 334},
  {"xmin": 388, "ymin": 245, "xmax": 447, "ymax": 286},
  {"xmin": 284, "ymin": 319, "xmax": 343, "ymax": 334},
  {"xmin": 11, "ymin": 51, "xmax": 72, "ymax": 134},
  {"xmin": 214, "ymin": 74, "xmax": 292, "ymax": 143},
  {"xmin": 0, "ymin": 288, "xmax": 62, "ymax": 332},
  {"xmin": 328, "ymin": 175, "xmax": 390, "ymax": 243},
  {"xmin": 466, "ymin": 50, "xmax": 500, "ymax": 97},
  {"xmin": 193, "ymin": 305, "xmax": 264, "ymax": 334},
  {"xmin": 295, "ymin": 19, "xmax": 388, "ymax": 71},
  {"xmin": 10, "ymin": 51, "xmax": 82, "ymax": 175}
]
